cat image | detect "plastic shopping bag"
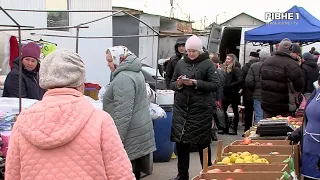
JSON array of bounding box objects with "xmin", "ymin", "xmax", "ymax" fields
[
  {"xmin": 98, "ymin": 84, "xmax": 110, "ymax": 101},
  {"xmin": 149, "ymin": 103, "xmax": 166, "ymax": 120}
]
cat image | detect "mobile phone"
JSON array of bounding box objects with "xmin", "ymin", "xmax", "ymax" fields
[{"xmin": 181, "ymin": 76, "xmax": 189, "ymax": 80}]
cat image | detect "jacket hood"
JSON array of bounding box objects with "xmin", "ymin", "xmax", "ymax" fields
[
  {"xmin": 183, "ymin": 51, "xmax": 209, "ymax": 64},
  {"xmin": 112, "ymin": 54, "xmax": 142, "ymax": 77},
  {"xmin": 17, "ymin": 88, "xmax": 95, "ymax": 150},
  {"xmin": 13, "ymin": 57, "xmax": 40, "ymax": 73},
  {"xmin": 174, "ymin": 36, "xmax": 188, "ymax": 58},
  {"xmin": 303, "ymin": 60, "xmax": 318, "ymax": 69},
  {"xmin": 274, "ymin": 51, "xmax": 296, "ymax": 61}
]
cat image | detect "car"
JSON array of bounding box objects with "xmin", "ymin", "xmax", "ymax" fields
[{"xmin": 141, "ymin": 64, "xmax": 166, "ymax": 91}]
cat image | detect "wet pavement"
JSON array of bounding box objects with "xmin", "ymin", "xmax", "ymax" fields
[{"xmin": 143, "ymin": 129, "xmax": 243, "ymax": 180}]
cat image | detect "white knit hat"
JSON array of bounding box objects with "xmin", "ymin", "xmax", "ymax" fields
[
  {"xmin": 39, "ymin": 49, "xmax": 86, "ymax": 89},
  {"xmin": 185, "ymin": 35, "xmax": 203, "ymax": 52}
]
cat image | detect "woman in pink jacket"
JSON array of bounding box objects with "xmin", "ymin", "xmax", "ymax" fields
[{"xmin": 5, "ymin": 49, "xmax": 135, "ymax": 180}]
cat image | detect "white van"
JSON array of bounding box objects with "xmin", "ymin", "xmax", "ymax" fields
[{"xmin": 207, "ymin": 25, "xmax": 271, "ymax": 66}]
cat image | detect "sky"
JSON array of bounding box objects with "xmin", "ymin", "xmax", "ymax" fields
[{"xmin": 112, "ymin": 0, "xmax": 320, "ymax": 29}]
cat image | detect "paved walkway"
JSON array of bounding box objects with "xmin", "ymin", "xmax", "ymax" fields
[{"xmin": 143, "ymin": 132, "xmax": 242, "ymax": 180}]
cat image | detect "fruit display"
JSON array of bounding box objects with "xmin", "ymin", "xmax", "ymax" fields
[
  {"xmin": 207, "ymin": 168, "xmax": 244, "ymax": 173},
  {"xmin": 238, "ymin": 137, "xmax": 276, "ymax": 146},
  {"xmin": 216, "ymin": 152, "xmax": 269, "ymax": 164},
  {"xmin": 266, "ymin": 115, "xmax": 303, "ymax": 129}
]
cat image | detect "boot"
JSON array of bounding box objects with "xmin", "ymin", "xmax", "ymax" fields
[
  {"xmin": 229, "ymin": 128, "xmax": 237, "ymax": 135},
  {"xmin": 211, "ymin": 132, "xmax": 218, "ymax": 141}
]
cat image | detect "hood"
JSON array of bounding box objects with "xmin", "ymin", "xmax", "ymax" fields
[
  {"xmin": 174, "ymin": 36, "xmax": 188, "ymax": 58},
  {"xmin": 234, "ymin": 60, "xmax": 241, "ymax": 68},
  {"xmin": 17, "ymin": 88, "xmax": 94, "ymax": 150},
  {"xmin": 303, "ymin": 60, "xmax": 318, "ymax": 69},
  {"xmin": 274, "ymin": 51, "xmax": 296, "ymax": 61},
  {"xmin": 183, "ymin": 51, "xmax": 209, "ymax": 64},
  {"xmin": 303, "ymin": 52, "xmax": 315, "ymax": 61},
  {"xmin": 113, "ymin": 54, "xmax": 142, "ymax": 77},
  {"xmin": 13, "ymin": 57, "xmax": 40, "ymax": 73}
]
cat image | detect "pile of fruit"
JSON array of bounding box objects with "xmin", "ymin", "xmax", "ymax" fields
[
  {"xmin": 217, "ymin": 151, "xmax": 269, "ymax": 164},
  {"xmin": 207, "ymin": 169, "xmax": 244, "ymax": 173},
  {"xmin": 238, "ymin": 137, "xmax": 275, "ymax": 146},
  {"xmin": 267, "ymin": 115, "xmax": 302, "ymax": 129}
]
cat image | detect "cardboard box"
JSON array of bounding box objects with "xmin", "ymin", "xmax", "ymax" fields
[
  {"xmin": 202, "ymin": 164, "xmax": 289, "ymax": 173},
  {"xmin": 215, "ymin": 155, "xmax": 291, "ymax": 164},
  {"xmin": 222, "ymin": 144, "xmax": 300, "ymax": 177},
  {"xmin": 230, "ymin": 140, "xmax": 291, "ymax": 146},
  {"xmin": 192, "ymin": 172, "xmax": 290, "ymax": 180}
]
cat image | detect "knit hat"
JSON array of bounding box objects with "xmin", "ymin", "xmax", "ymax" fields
[
  {"xmin": 291, "ymin": 43, "xmax": 301, "ymax": 54},
  {"xmin": 303, "ymin": 52, "xmax": 314, "ymax": 61},
  {"xmin": 278, "ymin": 38, "xmax": 292, "ymax": 54},
  {"xmin": 249, "ymin": 52, "xmax": 259, "ymax": 58},
  {"xmin": 185, "ymin": 35, "xmax": 203, "ymax": 52},
  {"xmin": 39, "ymin": 49, "xmax": 86, "ymax": 89},
  {"xmin": 22, "ymin": 42, "xmax": 41, "ymax": 60}
]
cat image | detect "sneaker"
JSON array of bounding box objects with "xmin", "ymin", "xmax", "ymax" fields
[
  {"xmin": 217, "ymin": 130, "xmax": 225, "ymax": 134},
  {"xmin": 229, "ymin": 129, "xmax": 237, "ymax": 135}
]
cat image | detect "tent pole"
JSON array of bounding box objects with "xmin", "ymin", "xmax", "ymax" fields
[
  {"xmin": 243, "ymin": 40, "xmax": 247, "ymax": 64},
  {"xmin": 0, "ymin": 6, "xmax": 23, "ymax": 112},
  {"xmin": 75, "ymin": 26, "xmax": 80, "ymax": 53}
]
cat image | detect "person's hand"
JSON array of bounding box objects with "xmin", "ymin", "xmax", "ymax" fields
[
  {"xmin": 183, "ymin": 79, "xmax": 194, "ymax": 86},
  {"xmin": 177, "ymin": 75, "xmax": 183, "ymax": 86},
  {"xmin": 216, "ymin": 100, "xmax": 222, "ymax": 108}
]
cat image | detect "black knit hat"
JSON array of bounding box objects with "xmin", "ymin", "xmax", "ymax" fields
[{"xmin": 249, "ymin": 52, "xmax": 259, "ymax": 58}]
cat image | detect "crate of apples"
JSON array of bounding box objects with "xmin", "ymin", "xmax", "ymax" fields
[
  {"xmin": 239, "ymin": 137, "xmax": 274, "ymax": 146},
  {"xmin": 216, "ymin": 151, "xmax": 269, "ymax": 164}
]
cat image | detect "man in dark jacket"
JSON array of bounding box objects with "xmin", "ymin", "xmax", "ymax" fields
[
  {"xmin": 245, "ymin": 56, "xmax": 268, "ymax": 124},
  {"xmin": 165, "ymin": 36, "xmax": 188, "ymax": 89},
  {"xmin": 3, "ymin": 42, "xmax": 45, "ymax": 100},
  {"xmin": 242, "ymin": 51, "xmax": 259, "ymax": 131},
  {"xmin": 260, "ymin": 38, "xmax": 304, "ymax": 118},
  {"xmin": 301, "ymin": 52, "xmax": 319, "ymax": 95}
]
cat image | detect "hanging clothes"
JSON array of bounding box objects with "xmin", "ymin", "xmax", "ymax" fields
[
  {"xmin": 9, "ymin": 36, "xmax": 19, "ymax": 70},
  {"xmin": 41, "ymin": 43, "xmax": 57, "ymax": 58}
]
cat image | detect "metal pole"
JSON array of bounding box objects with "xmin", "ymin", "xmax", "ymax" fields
[
  {"xmin": 75, "ymin": 26, "xmax": 80, "ymax": 53},
  {"xmin": 123, "ymin": 11, "xmax": 160, "ymax": 35},
  {"xmin": 78, "ymin": 11, "xmax": 123, "ymax": 26},
  {"xmin": 0, "ymin": 25, "xmax": 89, "ymax": 31},
  {"xmin": 0, "ymin": 24, "xmax": 33, "ymax": 28},
  {"xmin": 18, "ymin": 27, "xmax": 22, "ymax": 112},
  {"xmin": 3, "ymin": 8, "xmax": 127, "ymax": 13},
  {"xmin": 0, "ymin": 6, "xmax": 23, "ymax": 112},
  {"xmin": 30, "ymin": 33, "xmax": 160, "ymax": 38},
  {"xmin": 0, "ymin": 6, "xmax": 19, "ymax": 25}
]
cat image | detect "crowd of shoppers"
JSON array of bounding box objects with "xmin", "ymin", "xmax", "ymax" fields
[{"xmin": 3, "ymin": 35, "xmax": 320, "ymax": 180}]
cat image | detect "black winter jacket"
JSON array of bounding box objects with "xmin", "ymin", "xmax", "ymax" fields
[
  {"xmin": 245, "ymin": 61, "xmax": 263, "ymax": 100},
  {"xmin": 301, "ymin": 60, "xmax": 319, "ymax": 94},
  {"xmin": 223, "ymin": 62, "xmax": 243, "ymax": 98},
  {"xmin": 3, "ymin": 58, "xmax": 45, "ymax": 100},
  {"xmin": 242, "ymin": 59, "xmax": 259, "ymax": 101},
  {"xmin": 165, "ymin": 37, "xmax": 188, "ymax": 89},
  {"xmin": 170, "ymin": 52, "xmax": 220, "ymax": 144},
  {"xmin": 260, "ymin": 51, "xmax": 304, "ymax": 113}
]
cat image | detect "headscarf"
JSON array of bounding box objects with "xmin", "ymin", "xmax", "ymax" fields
[{"xmin": 106, "ymin": 46, "xmax": 133, "ymax": 66}]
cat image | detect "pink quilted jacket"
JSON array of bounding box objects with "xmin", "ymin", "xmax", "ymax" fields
[{"xmin": 5, "ymin": 88, "xmax": 135, "ymax": 180}]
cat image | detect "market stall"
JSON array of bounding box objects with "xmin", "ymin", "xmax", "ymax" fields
[{"xmin": 192, "ymin": 140, "xmax": 299, "ymax": 180}]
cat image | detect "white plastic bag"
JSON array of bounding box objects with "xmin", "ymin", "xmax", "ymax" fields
[
  {"xmin": 149, "ymin": 103, "xmax": 166, "ymax": 120},
  {"xmin": 98, "ymin": 84, "xmax": 110, "ymax": 101},
  {"xmin": 146, "ymin": 83, "xmax": 155, "ymax": 103}
]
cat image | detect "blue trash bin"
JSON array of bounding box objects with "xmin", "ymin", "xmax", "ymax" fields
[{"xmin": 153, "ymin": 105, "xmax": 174, "ymax": 162}]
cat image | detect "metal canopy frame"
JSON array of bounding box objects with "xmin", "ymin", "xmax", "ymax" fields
[{"xmin": 0, "ymin": 7, "xmax": 160, "ymax": 112}]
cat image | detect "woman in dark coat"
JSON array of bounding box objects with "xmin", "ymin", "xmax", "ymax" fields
[
  {"xmin": 170, "ymin": 35, "xmax": 220, "ymax": 180},
  {"xmin": 3, "ymin": 42, "xmax": 44, "ymax": 100},
  {"xmin": 222, "ymin": 54, "xmax": 243, "ymax": 135}
]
